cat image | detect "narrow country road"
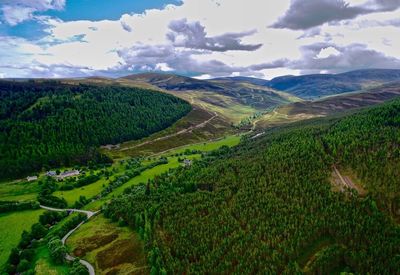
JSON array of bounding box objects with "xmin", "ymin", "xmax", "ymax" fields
[{"xmin": 40, "ymin": 205, "xmax": 98, "ymax": 275}]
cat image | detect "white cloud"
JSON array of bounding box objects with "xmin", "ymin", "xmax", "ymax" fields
[
  {"xmin": 316, "ymin": 47, "xmax": 341, "ymax": 59},
  {"xmin": 1, "ymin": 0, "xmax": 65, "ymax": 25},
  {"xmin": 1, "ymin": 0, "xmax": 400, "ymax": 78},
  {"xmin": 155, "ymin": 63, "xmax": 174, "ymax": 72}
]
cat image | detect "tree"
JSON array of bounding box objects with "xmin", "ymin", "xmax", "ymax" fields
[
  {"xmin": 48, "ymin": 237, "xmax": 66, "ymax": 264},
  {"xmin": 70, "ymin": 259, "xmax": 89, "ymax": 275},
  {"xmin": 31, "ymin": 223, "xmax": 47, "ymax": 239},
  {"xmin": 16, "ymin": 259, "xmax": 30, "ymax": 273}
]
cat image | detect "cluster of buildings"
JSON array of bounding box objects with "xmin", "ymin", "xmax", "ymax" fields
[
  {"xmin": 26, "ymin": 169, "xmax": 80, "ymax": 182},
  {"xmin": 46, "ymin": 170, "xmax": 80, "ymax": 180}
]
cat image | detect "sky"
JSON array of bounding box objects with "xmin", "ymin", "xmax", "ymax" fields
[{"xmin": 0, "ymin": 0, "xmax": 400, "ymax": 79}]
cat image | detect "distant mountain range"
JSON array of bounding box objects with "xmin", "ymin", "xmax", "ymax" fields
[
  {"xmin": 122, "ymin": 69, "xmax": 400, "ymax": 101},
  {"xmin": 221, "ymin": 69, "xmax": 400, "ymax": 100},
  {"xmin": 121, "ymin": 73, "xmax": 300, "ymax": 111}
]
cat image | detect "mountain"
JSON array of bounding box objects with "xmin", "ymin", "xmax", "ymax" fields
[
  {"xmin": 266, "ymin": 69, "xmax": 400, "ymax": 99},
  {"xmin": 0, "ymin": 80, "xmax": 191, "ymax": 179},
  {"xmin": 105, "ymin": 98, "xmax": 400, "ymax": 274},
  {"xmin": 216, "ymin": 69, "xmax": 400, "ymax": 100},
  {"xmin": 253, "ymin": 82, "xmax": 400, "ymax": 129},
  {"xmin": 121, "ymin": 73, "xmax": 301, "ymax": 124},
  {"xmin": 122, "ymin": 73, "xmax": 224, "ymax": 92},
  {"xmin": 212, "ymin": 76, "xmax": 270, "ymax": 86},
  {"xmin": 283, "ymin": 82, "xmax": 400, "ymax": 116}
]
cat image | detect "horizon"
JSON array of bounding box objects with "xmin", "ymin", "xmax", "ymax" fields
[
  {"xmin": 1, "ymin": 0, "xmax": 400, "ymax": 79},
  {"xmin": 2, "ymin": 67, "xmax": 400, "ymax": 81}
]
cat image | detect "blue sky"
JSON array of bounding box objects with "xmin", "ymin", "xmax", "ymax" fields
[
  {"xmin": 0, "ymin": 0, "xmax": 181, "ymax": 40},
  {"xmin": 0, "ymin": 0, "xmax": 400, "ymax": 79},
  {"xmin": 44, "ymin": 0, "xmax": 182, "ymax": 21}
]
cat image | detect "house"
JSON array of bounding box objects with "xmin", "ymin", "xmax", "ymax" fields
[
  {"xmin": 57, "ymin": 170, "xmax": 80, "ymax": 180},
  {"xmin": 26, "ymin": 176, "xmax": 38, "ymax": 182},
  {"xmin": 46, "ymin": 171, "xmax": 57, "ymax": 177},
  {"xmin": 183, "ymin": 159, "xmax": 192, "ymax": 167}
]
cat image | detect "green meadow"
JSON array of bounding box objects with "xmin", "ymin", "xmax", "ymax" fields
[{"xmin": 0, "ymin": 209, "xmax": 45, "ymax": 269}]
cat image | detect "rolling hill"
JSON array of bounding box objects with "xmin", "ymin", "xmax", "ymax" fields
[
  {"xmin": 254, "ymin": 82, "xmax": 400, "ymax": 129},
  {"xmin": 121, "ymin": 73, "xmax": 301, "ymax": 124},
  {"xmin": 266, "ymin": 69, "xmax": 400, "ymax": 99},
  {"xmin": 105, "ymin": 98, "xmax": 400, "ymax": 274},
  {"xmin": 0, "ymin": 80, "xmax": 191, "ymax": 179},
  {"xmin": 217, "ymin": 69, "xmax": 400, "ymax": 100}
]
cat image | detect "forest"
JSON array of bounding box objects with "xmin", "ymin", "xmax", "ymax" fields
[
  {"xmin": 0, "ymin": 80, "xmax": 191, "ymax": 179},
  {"xmin": 104, "ymin": 99, "xmax": 400, "ymax": 274}
]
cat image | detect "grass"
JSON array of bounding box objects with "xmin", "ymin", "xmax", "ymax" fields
[
  {"xmin": 0, "ymin": 209, "xmax": 45, "ymax": 269},
  {"xmin": 33, "ymin": 245, "xmax": 69, "ymax": 275},
  {"xmin": 53, "ymin": 177, "xmax": 108, "ymax": 206},
  {"xmin": 161, "ymin": 135, "xmax": 241, "ymax": 156},
  {"xmin": 83, "ymin": 155, "xmax": 200, "ymax": 211},
  {"xmin": 0, "ymin": 180, "xmax": 40, "ymax": 201},
  {"xmin": 66, "ymin": 214, "xmax": 147, "ymax": 274},
  {"xmin": 113, "ymin": 155, "xmax": 200, "ymax": 197},
  {"xmin": 176, "ymin": 91, "xmax": 258, "ymax": 124},
  {"xmin": 108, "ymin": 106, "xmax": 235, "ymax": 158}
]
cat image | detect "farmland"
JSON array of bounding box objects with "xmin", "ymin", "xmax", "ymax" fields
[{"xmin": 0, "ymin": 209, "xmax": 45, "ymax": 269}]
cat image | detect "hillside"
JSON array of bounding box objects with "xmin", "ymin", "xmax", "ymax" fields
[
  {"xmin": 267, "ymin": 69, "xmax": 400, "ymax": 99},
  {"xmin": 122, "ymin": 73, "xmax": 224, "ymax": 92},
  {"xmin": 105, "ymin": 99, "xmax": 400, "ymax": 274},
  {"xmin": 254, "ymin": 82, "xmax": 400, "ymax": 128},
  {"xmin": 121, "ymin": 73, "xmax": 301, "ymax": 124},
  {"xmin": 0, "ymin": 80, "xmax": 191, "ymax": 179}
]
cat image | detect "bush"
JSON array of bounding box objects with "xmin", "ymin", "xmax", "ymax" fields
[
  {"xmin": 70, "ymin": 259, "xmax": 89, "ymax": 275},
  {"xmin": 0, "ymin": 200, "xmax": 39, "ymax": 213},
  {"xmin": 48, "ymin": 237, "xmax": 66, "ymax": 264},
  {"xmin": 31, "ymin": 223, "xmax": 47, "ymax": 239},
  {"xmin": 16, "ymin": 259, "xmax": 30, "ymax": 273}
]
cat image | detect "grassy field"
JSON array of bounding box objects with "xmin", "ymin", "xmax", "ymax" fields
[
  {"xmin": 0, "ymin": 180, "xmax": 40, "ymax": 201},
  {"xmin": 83, "ymin": 155, "xmax": 200, "ymax": 211},
  {"xmin": 171, "ymin": 91, "xmax": 258, "ymax": 124},
  {"xmin": 34, "ymin": 245, "xmax": 69, "ymax": 275},
  {"xmin": 107, "ymin": 106, "xmax": 234, "ymax": 158},
  {"xmin": 114, "ymin": 155, "xmax": 199, "ymax": 196},
  {"xmin": 161, "ymin": 135, "xmax": 241, "ymax": 156},
  {"xmin": 53, "ymin": 177, "xmax": 108, "ymax": 206},
  {"xmin": 66, "ymin": 214, "xmax": 147, "ymax": 275},
  {"xmin": 0, "ymin": 209, "xmax": 45, "ymax": 269}
]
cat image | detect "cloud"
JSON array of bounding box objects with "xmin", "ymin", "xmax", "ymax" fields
[
  {"xmin": 1, "ymin": 0, "xmax": 65, "ymax": 25},
  {"xmin": 272, "ymin": 0, "xmax": 400, "ymax": 30},
  {"xmin": 272, "ymin": 0, "xmax": 368, "ymax": 30},
  {"xmin": 166, "ymin": 18, "xmax": 262, "ymax": 52},
  {"xmin": 315, "ymin": 46, "xmax": 341, "ymax": 58},
  {"xmin": 249, "ymin": 59, "xmax": 290, "ymax": 71},
  {"xmin": 1, "ymin": 0, "xmax": 400, "ymax": 79},
  {"xmin": 292, "ymin": 42, "xmax": 400, "ymax": 73}
]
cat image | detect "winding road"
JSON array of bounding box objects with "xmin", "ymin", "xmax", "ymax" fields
[{"xmin": 40, "ymin": 205, "xmax": 99, "ymax": 275}]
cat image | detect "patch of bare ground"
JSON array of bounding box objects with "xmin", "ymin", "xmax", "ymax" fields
[
  {"xmin": 96, "ymin": 238, "xmax": 147, "ymax": 273},
  {"xmin": 73, "ymin": 233, "xmax": 118, "ymax": 257},
  {"xmin": 330, "ymin": 166, "xmax": 367, "ymax": 196}
]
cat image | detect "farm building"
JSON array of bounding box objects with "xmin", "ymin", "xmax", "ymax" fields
[
  {"xmin": 26, "ymin": 176, "xmax": 38, "ymax": 182},
  {"xmin": 46, "ymin": 171, "xmax": 57, "ymax": 176},
  {"xmin": 57, "ymin": 170, "xmax": 80, "ymax": 180}
]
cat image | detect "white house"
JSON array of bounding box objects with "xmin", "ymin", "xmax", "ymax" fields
[
  {"xmin": 26, "ymin": 176, "xmax": 38, "ymax": 182},
  {"xmin": 57, "ymin": 170, "xmax": 80, "ymax": 180}
]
